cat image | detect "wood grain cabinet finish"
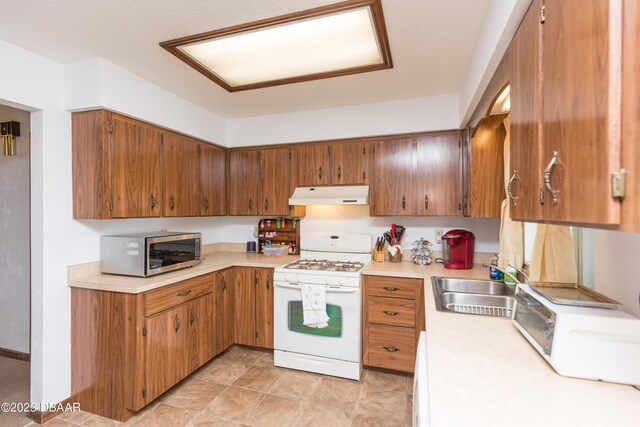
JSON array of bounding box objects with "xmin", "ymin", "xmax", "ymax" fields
[
  {"xmin": 330, "ymin": 142, "xmax": 365, "ymax": 185},
  {"xmin": 414, "ymin": 132, "xmax": 461, "ymax": 216},
  {"xmin": 162, "ymin": 132, "xmax": 200, "ymax": 217},
  {"xmin": 259, "ymin": 148, "xmax": 291, "ymax": 216},
  {"xmin": 295, "ymin": 144, "xmax": 331, "ymax": 186},
  {"xmin": 228, "ymin": 150, "xmax": 259, "ymax": 215},
  {"xmin": 232, "ymin": 267, "xmax": 274, "ymax": 348},
  {"xmin": 509, "ymin": 0, "xmax": 544, "ymax": 222},
  {"xmin": 199, "ymin": 143, "xmax": 227, "ymax": 216},
  {"xmin": 71, "ymin": 274, "xmax": 215, "ymax": 422},
  {"xmin": 72, "ymin": 110, "xmax": 162, "ymax": 219},
  {"xmin": 214, "ymin": 269, "xmax": 234, "ymax": 354},
  {"xmin": 362, "ymin": 275, "xmax": 424, "ymax": 373},
  {"xmin": 371, "ymin": 138, "xmax": 414, "ymax": 216}
]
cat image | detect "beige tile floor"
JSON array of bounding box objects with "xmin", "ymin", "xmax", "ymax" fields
[
  {"xmin": 0, "ymin": 356, "xmax": 32, "ymax": 427},
  {"xmin": 26, "ymin": 346, "xmax": 413, "ymax": 427}
]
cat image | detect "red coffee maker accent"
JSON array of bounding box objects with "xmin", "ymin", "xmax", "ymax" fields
[{"xmin": 442, "ymin": 229, "xmax": 475, "ymax": 270}]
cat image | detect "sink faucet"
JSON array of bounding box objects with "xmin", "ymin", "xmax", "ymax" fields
[
  {"xmin": 482, "ymin": 264, "xmax": 521, "ymax": 286},
  {"xmin": 508, "ymin": 264, "xmax": 530, "ymax": 285}
]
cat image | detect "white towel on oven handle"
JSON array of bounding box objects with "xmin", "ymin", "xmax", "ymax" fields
[{"xmin": 301, "ymin": 284, "xmax": 330, "ymax": 328}]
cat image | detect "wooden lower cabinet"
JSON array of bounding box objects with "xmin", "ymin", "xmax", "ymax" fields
[
  {"xmin": 362, "ymin": 275, "xmax": 424, "ymax": 373},
  {"xmin": 71, "ymin": 274, "xmax": 216, "ymax": 421},
  {"xmin": 214, "ymin": 268, "xmax": 234, "ymax": 354},
  {"xmin": 233, "ymin": 267, "xmax": 274, "ymax": 348}
]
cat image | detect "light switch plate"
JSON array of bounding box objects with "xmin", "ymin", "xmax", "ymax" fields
[{"xmin": 435, "ymin": 228, "xmax": 444, "ymax": 244}]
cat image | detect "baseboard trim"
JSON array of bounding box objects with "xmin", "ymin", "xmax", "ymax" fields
[
  {"xmin": 27, "ymin": 396, "xmax": 74, "ymax": 424},
  {"xmin": 0, "ymin": 347, "xmax": 30, "ymax": 362}
]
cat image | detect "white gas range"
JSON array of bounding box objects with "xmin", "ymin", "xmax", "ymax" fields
[{"xmin": 273, "ymin": 232, "xmax": 372, "ymax": 380}]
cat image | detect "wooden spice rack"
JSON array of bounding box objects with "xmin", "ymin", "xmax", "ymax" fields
[{"xmin": 257, "ymin": 217, "xmax": 301, "ymax": 255}]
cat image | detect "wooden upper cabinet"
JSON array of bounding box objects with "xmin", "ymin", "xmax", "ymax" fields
[
  {"xmin": 470, "ymin": 115, "xmax": 506, "ymax": 218},
  {"xmin": 542, "ymin": 0, "xmax": 622, "ymax": 224},
  {"xmin": 258, "ymin": 148, "xmax": 291, "ymax": 216},
  {"xmin": 199, "ymin": 143, "xmax": 227, "ymax": 216},
  {"xmin": 296, "ymin": 144, "xmax": 331, "ymax": 186},
  {"xmin": 330, "ymin": 142, "xmax": 365, "ymax": 185},
  {"xmin": 110, "ymin": 114, "xmax": 162, "ymax": 218},
  {"xmin": 162, "ymin": 132, "xmax": 199, "ymax": 217},
  {"xmin": 371, "ymin": 138, "xmax": 414, "ymax": 216},
  {"xmin": 414, "ymin": 131, "xmax": 461, "ymax": 216},
  {"xmin": 509, "ymin": 0, "xmax": 544, "ymax": 222},
  {"xmin": 228, "ymin": 150, "xmax": 259, "ymax": 215}
]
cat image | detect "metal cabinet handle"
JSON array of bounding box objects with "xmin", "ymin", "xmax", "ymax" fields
[
  {"xmin": 543, "ymin": 151, "xmax": 560, "ymax": 205},
  {"xmin": 318, "ymin": 166, "xmax": 323, "ymax": 180},
  {"xmin": 177, "ymin": 290, "xmax": 191, "ymax": 297},
  {"xmin": 190, "ymin": 307, "xmax": 196, "ymax": 324},
  {"xmin": 266, "ymin": 276, "xmax": 270, "ymax": 289},
  {"xmin": 264, "ymin": 198, "xmax": 268, "ymax": 210},
  {"xmin": 222, "ymin": 277, "xmax": 227, "ymax": 291},
  {"xmin": 170, "ymin": 195, "xmax": 175, "ymax": 210},
  {"xmin": 150, "ymin": 193, "xmax": 156, "ymax": 209},
  {"xmin": 383, "ymin": 311, "xmax": 399, "ymax": 316},
  {"xmin": 383, "ymin": 287, "xmax": 399, "ymax": 292},
  {"xmin": 204, "ymin": 198, "xmax": 209, "ymax": 210},
  {"xmin": 424, "ymin": 195, "xmax": 429, "ymax": 210},
  {"xmin": 337, "ymin": 166, "xmax": 341, "ymax": 179},
  {"xmin": 383, "ymin": 346, "xmax": 399, "ymax": 352},
  {"xmin": 248, "ymin": 197, "xmax": 252, "ymax": 211},
  {"xmin": 402, "ymin": 195, "xmax": 406, "ymax": 210},
  {"xmin": 508, "ymin": 170, "xmax": 521, "ymax": 207},
  {"xmin": 174, "ymin": 314, "xmax": 180, "ymax": 332}
]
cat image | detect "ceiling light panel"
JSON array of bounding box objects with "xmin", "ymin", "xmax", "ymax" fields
[{"xmin": 160, "ymin": 0, "xmax": 392, "ymax": 92}]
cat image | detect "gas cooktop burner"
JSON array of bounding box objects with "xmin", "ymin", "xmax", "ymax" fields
[{"xmin": 284, "ymin": 259, "xmax": 365, "ymax": 273}]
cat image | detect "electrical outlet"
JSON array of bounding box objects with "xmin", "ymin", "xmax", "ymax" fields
[{"xmin": 435, "ymin": 228, "xmax": 444, "ymax": 244}]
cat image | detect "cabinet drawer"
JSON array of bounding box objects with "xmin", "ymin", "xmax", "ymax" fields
[
  {"xmin": 366, "ymin": 324, "xmax": 416, "ymax": 373},
  {"xmin": 365, "ymin": 276, "xmax": 419, "ymax": 299},
  {"xmin": 145, "ymin": 274, "xmax": 213, "ymax": 317},
  {"xmin": 367, "ymin": 296, "xmax": 415, "ymax": 327}
]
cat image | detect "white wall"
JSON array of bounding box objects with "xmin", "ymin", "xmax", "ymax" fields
[
  {"xmin": 458, "ymin": 0, "xmax": 531, "ymax": 125},
  {"xmin": 227, "ymin": 94, "xmax": 460, "ymax": 146},
  {"xmin": 0, "ymin": 105, "xmax": 30, "ymax": 353},
  {"xmin": 220, "ymin": 206, "xmax": 500, "ymax": 254},
  {"xmin": 593, "ymin": 230, "xmax": 640, "ymax": 318}
]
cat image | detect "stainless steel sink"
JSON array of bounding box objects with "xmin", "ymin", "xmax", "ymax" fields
[{"xmin": 432, "ymin": 277, "xmax": 515, "ymax": 318}]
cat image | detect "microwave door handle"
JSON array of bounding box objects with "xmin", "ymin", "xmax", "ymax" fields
[
  {"xmin": 515, "ymin": 293, "xmax": 542, "ymax": 307},
  {"xmin": 274, "ymin": 282, "xmax": 358, "ymax": 294}
]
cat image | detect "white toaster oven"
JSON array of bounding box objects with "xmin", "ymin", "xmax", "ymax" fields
[{"xmin": 512, "ymin": 283, "xmax": 640, "ymax": 386}]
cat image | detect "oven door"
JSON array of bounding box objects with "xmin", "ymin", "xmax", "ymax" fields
[{"xmin": 274, "ymin": 281, "xmax": 360, "ymax": 362}]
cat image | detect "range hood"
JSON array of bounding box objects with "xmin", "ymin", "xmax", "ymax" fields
[{"xmin": 289, "ymin": 185, "xmax": 369, "ymax": 206}]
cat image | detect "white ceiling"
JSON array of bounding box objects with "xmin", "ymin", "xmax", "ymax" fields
[{"xmin": 0, "ymin": 0, "xmax": 490, "ymax": 119}]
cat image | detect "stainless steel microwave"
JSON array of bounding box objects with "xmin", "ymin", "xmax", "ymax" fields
[{"xmin": 100, "ymin": 231, "xmax": 201, "ymax": 277}]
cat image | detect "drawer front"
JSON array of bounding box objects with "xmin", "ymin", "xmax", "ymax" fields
[
  {"xmin": 145, "ymin": 273, "xmax": 213, "ymax": 317},
  {"xmin": 367, "ymin": 296, "xmax": 415, "ymax": 327},
  {"xmin": 365, "ymin": 324, "xmax": 416, "ymax": 372},
  {"xmin": 365, "ymin": 275, "xmax": 419, "ymax": 299}
]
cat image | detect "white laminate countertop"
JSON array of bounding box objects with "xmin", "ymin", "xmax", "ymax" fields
[
  {"xmin": 363, "ymin": 261, "xmax": 640, "ymax": 427},
  {"xmin": 68, "ymin": 251, "xmax": 298, "ymax": 294}
]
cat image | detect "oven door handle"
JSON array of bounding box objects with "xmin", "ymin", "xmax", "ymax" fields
[{"xmin": 274, "ymin": 282, "xmax": 359, "ymax": 294}]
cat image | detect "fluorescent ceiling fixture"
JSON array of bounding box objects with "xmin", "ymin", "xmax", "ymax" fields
[{"xmin": 160, "ymin": 0, "xmax": 392, "ymax": 92}]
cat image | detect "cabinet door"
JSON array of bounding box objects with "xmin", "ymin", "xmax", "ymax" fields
[
  {"xmin": 233, "ymin": 268, "xmax": 255, "ymax": 346},
  {"xmin": 110, "ymin": 114, "xmax": 162, "ymax": 218},
  {"xmin": 255, "ymin": 269, "xmax": 274, "ymax": 349},
  {"xmin": 228, "ymin": 150, "xmax": 259, "ymax": 215},
  {"xmin": 295, "ymin": 144, "xmax": 331, "ymax": 186},
  {"xmin": 330, "ymin": 142, "xmax": 365, "ymax": 185},
  {"xmin": 371, "ymin": 139, "xmax": 414, "ymax": 216},
  {"xmin": 470, "ymin": 116, "xmax": 506, "ymax": 218},
  {"xmin": 186, "ymin": 293, "xmax": 215, "ymax": 372},
  {"xmin": 199, "ymin": 143, "xmax": 227, "ymax": 216},
  {"xmin": 510, "ymin": 0, "xmax": 544, "ymax": 221},
  {"xmin": 162, "ymin": 132, "xmax": 199, "ymax": 217},
  {"xmin": 259, "ymin": 148, "xmax": 291, "ymax": 216},
  {"xmin": 542, "ymin": 0, "xmax": 622, "ymax": 224},
  {"xmin": 414, "ymin": 132, "xmax": 461, "ymax": 216},
  {"xmin": 145, "ymin": 304, "xmax": 189, "ymax": 402},
  {"xmin": 214, "ymin": 269, "xmax": 234, "ymax": 355}
]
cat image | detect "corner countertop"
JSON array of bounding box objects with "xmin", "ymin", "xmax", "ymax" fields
[
  {"xmin": 363, "ymin": 260, "xmax": 640, "ymax": 427},
  {"xmin": 68, "ymin": 251, "xmax": 298, "ymax": 294}
]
